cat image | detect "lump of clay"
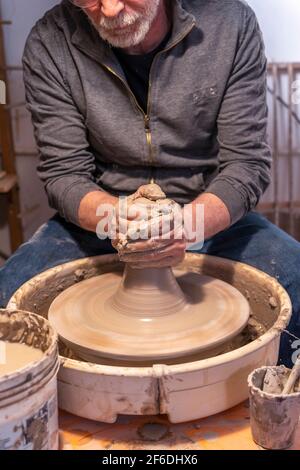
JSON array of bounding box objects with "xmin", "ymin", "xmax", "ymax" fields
[
  {"xmin": 49, "ymin": 187, "xmax": 250, "ymax": 364},
  {"xmin": 113, "ymin": 184, "xmax": 181, "ymax": 256},
  {"xmin": 132, "ymin": 183, "xmax": 166, "ymax": 202}
]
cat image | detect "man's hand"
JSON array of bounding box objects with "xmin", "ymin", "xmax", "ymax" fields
[
  {"xmin": 185, "ymin": 192, "xmax": 231, "ymax": 242},
  {"xmin": 77, "ymin": 185, "xmax": 230, "ymax": 268},
  {"xmin": 112, "ymin": 184, "xmax": 186, "ymax": 269},
  {"xmin": 78, "ymin": 190, "xmax": 119, "ymax": 233}
]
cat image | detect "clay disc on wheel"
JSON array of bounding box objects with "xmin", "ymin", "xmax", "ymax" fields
[{"xmin": 48, "ymin": 270, "xmax": 250, "ymax": 363}]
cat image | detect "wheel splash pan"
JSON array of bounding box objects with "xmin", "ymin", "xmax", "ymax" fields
[{"xmin": 8, "ymin": 253, "xmax": 291, "ymax": 423}]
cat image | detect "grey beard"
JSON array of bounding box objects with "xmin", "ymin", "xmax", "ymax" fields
[{"xmin": 90, "ymin": 0, "xmax": 160, "ymax": 48}]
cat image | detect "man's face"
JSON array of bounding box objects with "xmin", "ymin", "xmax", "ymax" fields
[{"xmin": 72, "ymin": 0, "xmax": 161, "ymax": 48}]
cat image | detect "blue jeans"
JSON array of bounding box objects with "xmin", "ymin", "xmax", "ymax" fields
[{"xmin": 0, "ymin": 212, "xmax": 299, "ymax": 367}]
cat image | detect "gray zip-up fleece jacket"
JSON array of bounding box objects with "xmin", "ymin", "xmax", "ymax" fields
[{"xmin": 22, "ymin": 0, "xmax": 271, "ymax": 226}]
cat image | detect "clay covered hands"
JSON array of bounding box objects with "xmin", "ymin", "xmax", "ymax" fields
[{"xmin": 112, "ymin": 184, "xmax": 186, "ymax": 269}]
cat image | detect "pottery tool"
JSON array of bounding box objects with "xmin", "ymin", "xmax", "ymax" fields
[{"xmin": 282, "ymin": 356, "xmax": 300, "ymax": 394}]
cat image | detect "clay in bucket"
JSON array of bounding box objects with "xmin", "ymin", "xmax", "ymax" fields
[
  {"xmin": 248, "ymin": 365, "xmax": 300, "ymax": 450},
  {"xmin": 0, "ymin": 343, "xmax": 43, "ymax": 376},
  {"xmin": 0, "ymin": 310, "xmax": 59, "ymax": 450}
]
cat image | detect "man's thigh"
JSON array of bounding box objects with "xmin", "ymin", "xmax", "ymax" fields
[
  {"xmin": 192, "ymin": 211, "xmax": 300, "ymax": 366},
  {"xmin": 0, "ymin": 214, "xmax": 115, "ymax": 307},
  {"xmin": 200, "ymin": 212, "xmax": 299, "ymax": 289}
]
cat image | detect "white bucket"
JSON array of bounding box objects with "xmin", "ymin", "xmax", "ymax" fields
[{"xmin": 0, "ymin": 309, "xmax": 59, "ymax": 450}]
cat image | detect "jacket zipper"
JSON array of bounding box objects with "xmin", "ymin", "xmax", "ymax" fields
[{"xmin": 102, "ymin": 22, "xmax": 195, "ymax": 184}]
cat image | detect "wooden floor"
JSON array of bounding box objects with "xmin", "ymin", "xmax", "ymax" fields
[{"xmin": 59, "ymin": 402, "xmax": 300, "ymax": 450}]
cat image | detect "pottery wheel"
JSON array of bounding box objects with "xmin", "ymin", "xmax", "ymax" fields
[
  {"xmin": 49, "ymin": 184, "xmax": 250, "ymax": 363},
  {"xmin": 48, "ymin": 265, "xmax": 250, "ymax": 363}
]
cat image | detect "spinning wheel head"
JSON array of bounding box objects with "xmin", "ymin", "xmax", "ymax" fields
[{"xmin": 48, "ymin": 265, "xmax": 250, "ymax": 364}]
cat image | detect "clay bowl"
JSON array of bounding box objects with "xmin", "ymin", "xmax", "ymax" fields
[{"xmin": 8, "ymin": 253, "xmax": 291, "ymax": 423}]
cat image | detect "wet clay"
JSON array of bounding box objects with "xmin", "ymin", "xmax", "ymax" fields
[
  {"xmin": 57, "ymin": 315, "xmax": 266, "ymax": 367},
  {"xmin": 8, "ymin": 252, "xmax": 292, "ymax": 423},
  {"xmin": 49, "ymin": 185, "xmax": 250, "ymax": 363},
  {"xmin": 248, "ymin": 366, "xmax": 300, "ymax": 449},
  {"xmin": 133, "ymin": 183, "xmax": 166, "ymax": 201},
  {"xmin": 113, "ymin": 184, "xmax": 181, "ymax": 257},
  {"xmin": 49, "ymin": 265, "xmax": 250, "ymax": 363},
  {"xmin": 0, "ymin": 310, "xmax": 59, "ymax": 450},
  {"xmin": 263, "ymin": 366, "xmax": 300, "ymax": 394},
  {"xmin": 0, "ymin": 342, "xmax": 43, "ymax": 377}
]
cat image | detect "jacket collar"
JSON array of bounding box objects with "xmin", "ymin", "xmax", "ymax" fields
[{"xmin": 68, "ymin": 0, "xmax": 195, "ymax": 73}]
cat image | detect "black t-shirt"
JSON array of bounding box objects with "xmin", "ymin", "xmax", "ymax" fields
[{"xmin": 113, "ymin": 30, "xmax": 171, "ymax": 114}]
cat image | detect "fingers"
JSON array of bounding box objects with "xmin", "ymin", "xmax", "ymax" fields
[
  {"xmin": 117, "ymin": 236, "xmax": 175, "ymax": 255},
  {"xmin": 129, "ymin": 252, "xmax": 186, "ymax": 269},
  {"xmin": 116, "ymin": 203, "xmax": 183, "ymax": 240},
  {"xmin": 114, "ymin": 214, "xmax": 185, "ymax": 259},
  {"xmin": 116, "ymin": 200, "xmax": 177, "ymax": 222},
  {"xmin": 112, "ymin": 185, "xmax": 186, "ymax": 268},
  {"xmin": 119, "ymin": 239, "xmax": 186, "ymax": 263},
  {"xmin": 116, "ymin": 218, "xmax": 177, "ymax": 243},
  {"xmin": 114, "ymin": 224, "xmax": 184, "ymax": 252}
]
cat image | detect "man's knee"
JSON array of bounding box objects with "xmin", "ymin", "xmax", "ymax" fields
[
  {"xmin": 0, "ymin": 217, "xmax": 73, "ymax": 308},
  {"xmin": 0, "ymin": 259, "xmax": 22, "ymax": 308},
  {"xmin": 0, "ymin": 239, "xmax": 43, "ymax": 308}
]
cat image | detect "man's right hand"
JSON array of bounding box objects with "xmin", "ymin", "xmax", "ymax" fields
[
  {"xmin": 111, "ymin": 184, "xmax": 186, "ymax": 269},
  {"xmin": 78, "ymin": 190, "xmax": 118, "ymax": 233}
]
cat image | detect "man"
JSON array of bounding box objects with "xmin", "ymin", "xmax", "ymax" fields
[{"xmin": 0, "ymin": 0, "xmax": 299, "ymax": 366}]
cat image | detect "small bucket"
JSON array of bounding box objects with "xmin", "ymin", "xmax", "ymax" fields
[
  {"xmin": 248, "ymin": 366, "xmax": 300, "ymax": 450},
  {"xmin": 0, "ymin": 309, "xmax": 59, "ymax": 450}
]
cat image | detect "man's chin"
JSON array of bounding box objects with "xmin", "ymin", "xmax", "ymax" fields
[{"xmin": 98, "ymin": 26, "xmax": 148, "ymax": 49}]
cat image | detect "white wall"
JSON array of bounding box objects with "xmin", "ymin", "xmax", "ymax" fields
[
  {"xmin": 247, "ymin": 0, "xmax": 300, "ymax": 204},
  {"xmin": 1, "ymin": 0, "xmax": 58, "ymax": 64},
  {"xmin": 0, "ymin": 0, "xmax": 57, "ymax": 255},
  {"xmin": 247, "ymin": 0, "xmax": 300, "ymax": 62},
  {"xmin": 4, "ymin": 0, "xmax": 299, "ymax": 64}
]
